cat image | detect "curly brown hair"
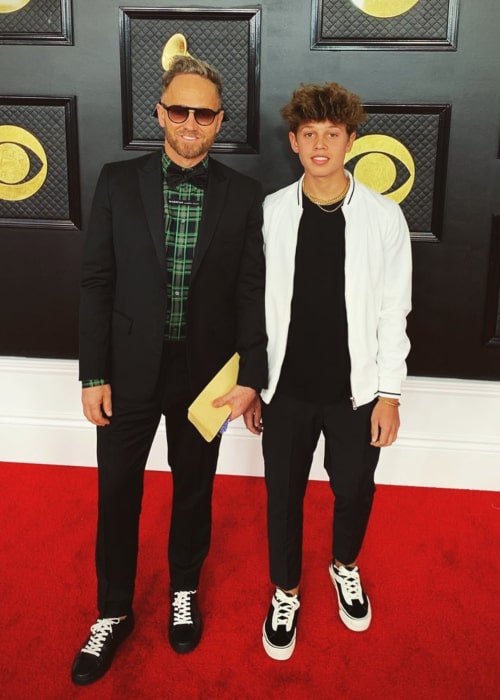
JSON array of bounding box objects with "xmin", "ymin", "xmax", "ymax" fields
[{"xmin": 281, "ymin": 82, "xmax": 366, "ymax": 135}]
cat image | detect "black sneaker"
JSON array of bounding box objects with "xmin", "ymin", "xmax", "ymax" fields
[
  {"xmin": 71, "ymin": 613, "xmax": 134, "ymax": 686},
  {"xmin": 168, "ymin": 590, "xmax": 202, "ymax": 654},
  {"xmin": 262, "ymin": 588, "xmax": 300, "ymax": 660},
  {"xmin": 329, "ymin": 562, "xmax": 371, "ymax": 631}
]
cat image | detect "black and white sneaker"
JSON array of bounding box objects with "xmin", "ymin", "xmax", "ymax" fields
[
  {"xmin": 71, "ymin": 613, "xmax": 135, "ymax": 685},
  {"xmin": 329, "ymin": 562, "xmax": 371, "ymax": 632},
  {"xmin": 262, "ymin": 588, "xmax": 300, "ymax": 660},
  {"xmin": 168, "ymin": 590, "xmax": 202, "ymax": 654}
]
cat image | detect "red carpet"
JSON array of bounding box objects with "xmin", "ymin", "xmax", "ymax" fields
[{"xmin": 1, "ymin": 462, "xmax": 499, "ymax": 699}]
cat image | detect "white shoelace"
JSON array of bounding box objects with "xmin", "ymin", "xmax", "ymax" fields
[
  {"xmin": 272, "ymin": 589, "xmax": 300, "ymax": 632},
  {"xmin": 336, "ymin": 566, "xmax": 364, "ymax": 604},
  {"xmin": 172, "ymin": 590, "xmax": 196, "ymax": 626},
  {"xmin": 81, "ymin": 618, "xmax": 122, "ymax": 657}
]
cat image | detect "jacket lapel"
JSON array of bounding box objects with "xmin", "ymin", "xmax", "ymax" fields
[
  {"xmin": 191, "ymin": 159, "xmax": 228, "ymax": 281},
  {"xmin": 137, "ymin": 154, "xmax": 228, "ymax": 280},
  {"xmin": 137, "ymin": 151, "xmax": 165, "ymax": 273}
]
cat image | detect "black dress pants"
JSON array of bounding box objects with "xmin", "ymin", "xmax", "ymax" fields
[
  {"xmin": 95, "ymin": 342, "xmax": 221, "ymax": 617},
  {"xmin": 262, "ymin": 393, "xmax": 380, "ymax": 591}
]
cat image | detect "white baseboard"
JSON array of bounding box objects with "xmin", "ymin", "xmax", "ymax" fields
[{"xmin": 1, "ymin": 357, "xmax": 499, "ymax": 490}]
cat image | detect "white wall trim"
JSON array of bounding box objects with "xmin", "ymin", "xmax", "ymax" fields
[{"xmin": 1, "ymin": 357, "xmax": 499, "ymax": 490}]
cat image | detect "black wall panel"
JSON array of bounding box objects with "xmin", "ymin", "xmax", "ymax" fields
[{"xmin": 0, "ymin": 0, "xmax": 499, "ymax": 379}]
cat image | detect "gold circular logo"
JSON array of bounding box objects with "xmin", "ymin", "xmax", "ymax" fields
[
  {"xmin": 0, "ymin": 124, "xmax": 48, "ymax": 201},
  {"xmin": 0, "ymin": 1, "xmax": 32, "ymax": 13},
  {"xmin": 344, "ymin": 134, "xmax": 415, "ymax": 203},
  {"xmin": 349, "ymin": 0, "xmax": 419, "ymax": 19}
]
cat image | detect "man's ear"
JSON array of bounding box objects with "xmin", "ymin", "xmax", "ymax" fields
[
  {"xmin": 289, "ymin": 131, "xmax": 299, "ymax": 154},
  {"xmin": 156, "ymin": 104, "xmax": 166, "ymax": 128},
  {"xmin": 346, "ymin": 131, "xmax": 356, "ymax": 154},
  {"xmin": 214, "ymin": 110, "xmax": 225, "ymax": 135}
]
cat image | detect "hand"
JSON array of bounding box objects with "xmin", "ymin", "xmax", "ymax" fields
[
  {"xmin": 242, "ymin": 395, "xmax": 263, "ymax": 436},
  {"xmin": 82, "ymin": 384, "xmax": 112, "ymax": 426},
  {"xmin": 212, "ymin": 385, "xmax": 257, "ymax": 423},
  {"xmin": 370, "ymin": 400, "xmax": 400, "ymax": 447}
]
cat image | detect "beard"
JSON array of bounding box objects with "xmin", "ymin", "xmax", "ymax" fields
[{"xmin": 165, "ymin": 129, "xmax": 214, "ymax": 163}]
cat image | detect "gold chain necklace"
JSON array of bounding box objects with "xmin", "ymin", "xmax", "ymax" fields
[{"xmin": 302, "ymin": 179, "xmax": 349, "ymax": 213}]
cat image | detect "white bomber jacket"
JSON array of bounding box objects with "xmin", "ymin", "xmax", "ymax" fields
[{"xmin": 261, "ymin": 171, "xmax": 412, "ymax": 408}]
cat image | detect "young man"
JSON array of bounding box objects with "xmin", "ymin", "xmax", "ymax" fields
[
  {"xmin": 71, "ymin": 55, "xmax": 267, "ymax": 685},
  {"xmin": 260, "ymin": 82, "xmax": 412, "ymax": 660}
]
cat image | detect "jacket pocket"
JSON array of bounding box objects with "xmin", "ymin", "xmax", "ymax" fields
[{"xmin": 112, "ymin": 308, "xmax": 133, "ymax": 336}]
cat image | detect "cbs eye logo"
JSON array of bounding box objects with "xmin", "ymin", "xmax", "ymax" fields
[
  {"xmin": 0, "ymin": 1, "xmax": 32, "ymax": 13},
  {"xmin": 349, "ymin": 0, "xmax": 419, "ymax": 18},
  {"xmin": 344, "ymin": 134, "xmax": 415, "ymax": 204},
  {"xmin": 0, "ymin": 125, "xmax": 48, "ymax": 202}
]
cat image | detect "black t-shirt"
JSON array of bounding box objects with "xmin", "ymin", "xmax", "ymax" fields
[{"xmin": 276, "ymin": 195, "xmax": 351, "ymax": 403}]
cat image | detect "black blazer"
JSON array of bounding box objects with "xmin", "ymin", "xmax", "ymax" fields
[{"xmin": 79, "ymin": 151, "xmax": 267, "ymax": 400}]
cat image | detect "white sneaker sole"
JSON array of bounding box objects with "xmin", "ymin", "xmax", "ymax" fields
[
  {"xmin": 329, "ymin": 564, "xmax": 372, "ymax": 632},
  {"xmin": 262, "ymin": 623, "xmax": 296, "ymax": 661}
]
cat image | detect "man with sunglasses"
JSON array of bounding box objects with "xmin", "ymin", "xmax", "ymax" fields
[{"xmin": 72, "ymin": 55, "xmax": 267, "ymax": 685}]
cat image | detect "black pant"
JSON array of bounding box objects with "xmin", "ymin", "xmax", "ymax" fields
[
  {"xmin": 95, "ymin": 342, "xmax": 221, "ymax": 617},
  {"xmin": 262, "ymin": 394, "xmax": 380, "ymax": 590}
]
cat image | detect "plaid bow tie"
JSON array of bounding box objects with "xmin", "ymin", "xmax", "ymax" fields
[{"xmin": 166, "ymin": 162, "xmax": 208, "ymax": 190}]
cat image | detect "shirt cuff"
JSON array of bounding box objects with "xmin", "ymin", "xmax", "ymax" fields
[{"xmin": 81, "ymin": 379, "xmax": 108, "ymax": 388}]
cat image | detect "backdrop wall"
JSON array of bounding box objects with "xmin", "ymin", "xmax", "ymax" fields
[
  {"xmin": 1, "ymin": 1, "xmax": 499, "ymax": 486},
  {"xmin": 1, "ymin": 0, "xmax": 499, "ymax": 378}
]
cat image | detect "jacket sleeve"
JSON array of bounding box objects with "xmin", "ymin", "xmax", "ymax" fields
[
  {"xmin": 235, "ymin": 181, "xmax": 268, "ymax": 391},
  {"xmin": 78, "ymin": 164, "xmax": 116, "ymax": 382},
  {"xmin": 377, "ymin": 203, "xmax": 412, "ymax": 397}
]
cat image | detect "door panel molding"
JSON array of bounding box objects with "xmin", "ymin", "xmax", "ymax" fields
[{"xmin": 483, "ymin": 214, "xmax": 500, "ymax": 347}]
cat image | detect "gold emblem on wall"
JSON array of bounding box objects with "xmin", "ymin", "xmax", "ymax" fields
[
  {"xmin": 344, "ymin": 134, "xmax": 415, "ymax": 204},
  {"xmin": 0, "ymin": 0, "xmax": 32, "ymax": 13},
  {"xmin": 161, "ymin": 33, "xmax": 191, "ymax": 70},
  {"xmin": 349, "ymin": 0, "xmax": 419, "ymax": 18},
  {"xmin": 0, "ymin": 124, "xmax": 48, "ymax": 201}
]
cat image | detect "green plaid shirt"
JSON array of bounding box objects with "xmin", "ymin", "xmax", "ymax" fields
[
  {"xmin": 81, "ymin": 154, "xmax": 207, "ymax": 387},
  {"xmin": 162, "ymin": 153, "xmax": 206, "ymax": 341}
]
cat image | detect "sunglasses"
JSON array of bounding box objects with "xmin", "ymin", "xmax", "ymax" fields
[{"xmin": 157, "ymin": 102, "xmax": 222, "ymax": 126}]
